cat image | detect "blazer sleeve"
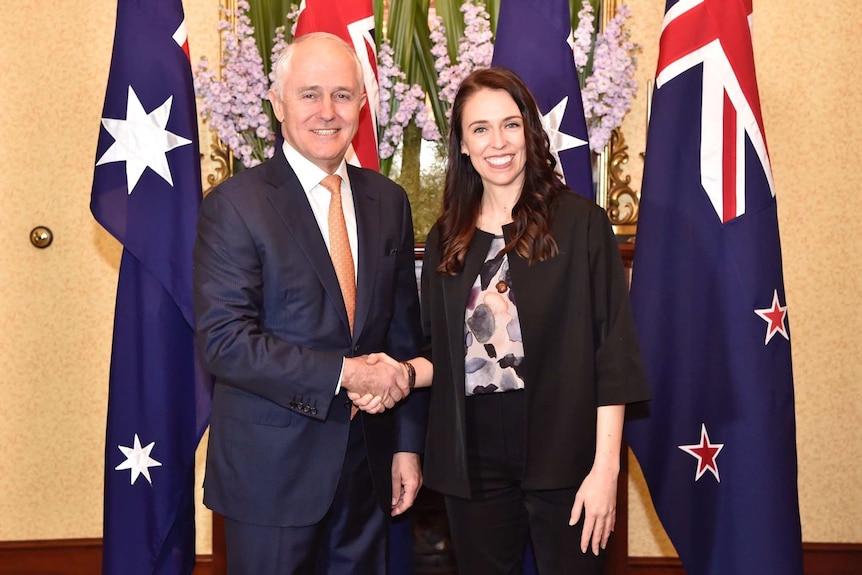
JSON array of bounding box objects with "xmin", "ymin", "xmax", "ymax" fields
[
  {"xmin": 587, "ymin": 205, "xmax": 651, "ymax": 406},
  {"xmin": 192, "ymin": 186, "xmax": 344, "ymax": 421},
  {"xmin": 384, "ymin": 190, "xmax": 428, "ymax": 453}
]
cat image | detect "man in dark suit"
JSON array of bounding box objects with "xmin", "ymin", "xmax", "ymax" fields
[{"xmin": 193, "ymin": 32, "xmax": 425, "ymax": 574}]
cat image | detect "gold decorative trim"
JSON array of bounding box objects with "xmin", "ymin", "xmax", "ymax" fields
[
  {"xmin": 203, "ymin": 133, "xmax": 231, "ymax": 196},
  {"xmin": 596, "ymin": 0, "xmax": 640, "ymax": 239},
  {"xmin": 606, "ymin": 128, "xmax": 639, "ymax": 239},
  {"xmin": 200, "ymin": 0, "xmax": 237, "ymax": 194}
]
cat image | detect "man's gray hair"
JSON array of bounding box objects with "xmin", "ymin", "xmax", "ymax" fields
[{"xmin": 270, "ymin": 32, "xmax": 365, "ymax": 97}]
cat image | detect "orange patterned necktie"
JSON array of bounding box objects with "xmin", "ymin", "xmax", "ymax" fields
[
  {"xmin": 320, "ymin": 174, "xmax": 356, "ymax": 334},
  {"xmin": 320, "ymin": 175, "xmax": 359, "ymax": 420}
]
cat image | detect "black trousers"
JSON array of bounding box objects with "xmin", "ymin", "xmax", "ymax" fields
[{"xmin": 444, "ymin": 391, "xmax": 603, "ymax": 575}]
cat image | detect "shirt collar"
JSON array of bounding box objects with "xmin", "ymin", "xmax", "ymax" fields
[{"xmin": 281, "ymin": 141, "xmax": 350, "ymax": 192}]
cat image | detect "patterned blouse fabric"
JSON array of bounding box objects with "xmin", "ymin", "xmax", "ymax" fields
[{"xmin": 464, "ymin": 236, "xmax": 526, "ymax": 395}]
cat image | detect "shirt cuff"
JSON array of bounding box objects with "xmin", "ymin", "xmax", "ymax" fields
[{"xmin": 334, "ymin": 357, "xmax": 345, "ymax": 395}]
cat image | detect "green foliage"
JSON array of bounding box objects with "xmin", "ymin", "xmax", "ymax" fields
[{"xmin": 248, "ymin": 0, "xmax": 296, "ymax": 77}]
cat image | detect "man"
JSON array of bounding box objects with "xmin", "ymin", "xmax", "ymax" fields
[{"xmin": 193, "ymin": 32, "xmax": 425, "ymax": 573}]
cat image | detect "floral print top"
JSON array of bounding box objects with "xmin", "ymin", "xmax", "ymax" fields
[{"xmin": 464, "ymin": 236, "xmax": 526, "ymax": 395}]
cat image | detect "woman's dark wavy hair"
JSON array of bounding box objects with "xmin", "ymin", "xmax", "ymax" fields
[{"xmin": 436, "ymin": 67, "xmax": 569, "ymax": 275}]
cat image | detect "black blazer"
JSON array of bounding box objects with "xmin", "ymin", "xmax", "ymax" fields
[
  {"xmin": 420, "ymin": 191, "xmax": 649, "ymax": 499},
  {"xmin": 193, "ymin": 152, "xmax": 426, "ymax": 526}
]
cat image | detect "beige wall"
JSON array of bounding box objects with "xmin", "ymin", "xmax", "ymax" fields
[
  {"xmin": 0, "ymin": 0, "xmax": 217, "ymax": 551},
  {"xmin": 0, "ymin": 0, "xmax": 858, "ymax": 560}
]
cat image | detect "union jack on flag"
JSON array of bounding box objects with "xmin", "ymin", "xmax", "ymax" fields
[
  {"xmin": 657, "ymin": 0, "xmax": 772, "ymax": 223},
  {"xmin": 625, "ymin": 1, "xmax": 804, "ymax": 574}
]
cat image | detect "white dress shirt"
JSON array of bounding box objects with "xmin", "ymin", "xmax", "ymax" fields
[{"xmin": 281, "ymin": 142, "xmax": 358, "ymax": 279}]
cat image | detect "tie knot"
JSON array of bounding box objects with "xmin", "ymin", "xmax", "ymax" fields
[{"xmin": 321, "ymin": 174, "xmax": 343, "ymax": 196}]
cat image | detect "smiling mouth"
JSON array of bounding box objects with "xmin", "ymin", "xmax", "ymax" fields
[
  {"xmin": 313, "ymin": 129, "xmax": 338, "ymax": 136},
  {"xmin": 486, "ymin": 155, "xmax": 514, "ymax": 166}
]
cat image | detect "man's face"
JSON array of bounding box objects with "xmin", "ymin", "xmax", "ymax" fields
[{"xmin": 270, "ymin": 39, "xmax": 365, "ymax": 173}]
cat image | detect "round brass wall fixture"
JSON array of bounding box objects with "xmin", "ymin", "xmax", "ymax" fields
[{"xmin": 30, "ymin": 226, "xmax": 53, "ymax": 249}]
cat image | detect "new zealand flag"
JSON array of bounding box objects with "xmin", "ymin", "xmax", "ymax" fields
[
  {"xmin": 625, "ymin": 1, "xmax": 803, "ymax": 574},
  {"xmin": 91, "ymin": 1, "xmax": 212, "ymax": 573}
]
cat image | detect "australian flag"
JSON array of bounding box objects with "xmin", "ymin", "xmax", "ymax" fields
[
  {"xmin": 91, "ymin": 1, "xmax": 212, "ymax": 573},
  {"xmin": 491, "ymin": 0, "xmax": 593, "ymax": 199},
  {"xmin": 625, "ymin": 1, "xmax": 803, "ymax": 574}
]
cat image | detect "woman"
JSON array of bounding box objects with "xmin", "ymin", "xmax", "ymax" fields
[{"xmin": 356, "ymin": 67, "xmax": 649, "ymax": 574}]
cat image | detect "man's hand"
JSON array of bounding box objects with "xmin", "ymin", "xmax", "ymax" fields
[
  {"xmin": 391, "ymin": 452, "xmax": 422, "ymax": 516},
  {"xmin": 365, "ymin": 353, "xmax": 411, "ymax": 394},
  {"xmin": 344, "ymin": 354, "xmax": 412, "ymax": 413},
  {"xmin": 342, "ymin": 355, "xmax": 408, "ymax": 409}
]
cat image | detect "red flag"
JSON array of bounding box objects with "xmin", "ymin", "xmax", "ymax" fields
[{"xmin": 295, "ymin": 0, "xmax": 380, "ymax": 170}]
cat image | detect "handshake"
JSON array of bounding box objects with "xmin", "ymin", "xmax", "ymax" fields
[{"xmin": 342, "ymin": 353, "xmax": 415, "ymax": 414}]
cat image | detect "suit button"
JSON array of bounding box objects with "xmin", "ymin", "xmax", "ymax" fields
[
  {"xmin": 353, "ymin": 345, "xmax": 360, "ymax": 354},
  {"xmin": 310, "ymin": 407, "xmax": 318, "ymax": 415},
  {"xmin": 289, "ymin": 401, "xmax": 298, "ymax": 409},
  {"xmin": 345, "ymin": 400, "xmax": 352, "ymax": 408}
]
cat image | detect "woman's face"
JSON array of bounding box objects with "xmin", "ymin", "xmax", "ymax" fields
[{"xmin": 459, "ymin": 88, "xmax": 527, "ymax": 196}]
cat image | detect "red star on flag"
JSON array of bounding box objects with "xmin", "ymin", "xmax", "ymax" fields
[
  {"xmin": 679, "ymin": 423, "xmax": 724, "ymax": 482},
  {"xmin": 754, "ymin": 289, "xmax": 789, "ymax": 345}
]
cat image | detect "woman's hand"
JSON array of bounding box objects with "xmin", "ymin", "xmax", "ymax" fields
[{"xmin": 570, "ymin": 466, "xmax": 618, "ymax": 555}]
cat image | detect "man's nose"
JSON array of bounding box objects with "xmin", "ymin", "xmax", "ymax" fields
[{"xmin": 320, "ymin": 96, "xmax": 335, "ymax": 119}]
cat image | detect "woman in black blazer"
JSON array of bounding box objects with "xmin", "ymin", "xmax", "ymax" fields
[{"xmin": 354, "ymin": 68, "xmax": 650, "ymax": 574}]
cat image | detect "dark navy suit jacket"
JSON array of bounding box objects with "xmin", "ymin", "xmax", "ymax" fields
[{"xmin": 193, "ymin": 151, "xmax": 426, "ymax": 527}]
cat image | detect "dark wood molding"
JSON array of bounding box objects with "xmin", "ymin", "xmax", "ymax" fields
[
  {"xmin": 628, "ymin": 556, "xmax": 684, "ymax": 574},
  {"xmin": 0, "ymin": 539, "xmax": 102, "ymax": 574},
  {"xmin": 0, "ymin": 538, "xmax": 213, "ymax": 575},
  {"xmin": 627, "ymin": 543, "xmax": 862, "ymax": 575},
  {"xmin": 0, "ymin": 538, "xmax": 857, "ymax": 574},
  {"xmin": 802, "ymin": 542, "xmax": 862, "ymax": 575}
]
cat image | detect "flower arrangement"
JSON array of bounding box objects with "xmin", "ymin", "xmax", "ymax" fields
[
  {"xmin": 373, "ymin": 0, "xmax": 638, "ymax": 159},
  {"xmin": 574, "ymin": 1, "xmax": 640, "ymax": 152},
  {"xmin": 194, "ymin": 0, "xmax": 300, "ymax": 169},
  {"xmin": 194, "ymin": 0, "xmax": 639, "ymax": 170}
]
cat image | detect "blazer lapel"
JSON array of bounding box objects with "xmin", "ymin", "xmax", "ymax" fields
[
  {"xmin": 351, "ymin": 168, "xmax": 379, "ymax": 339},
  {"xmin": 265, "ymin": 154, "xmax": 351, "ymax": 335},
  {"xmin": 441, "ymin": 230, "xmax": 494, "ymax": 383}
]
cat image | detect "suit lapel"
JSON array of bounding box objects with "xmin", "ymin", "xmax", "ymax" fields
[
  {"xmin": 350, "ymin": 167, "xmax": 379, "ymax": 339},
  {"xmin": 265, "ymin": 154, "xmax": 352, "ymax": 335}
]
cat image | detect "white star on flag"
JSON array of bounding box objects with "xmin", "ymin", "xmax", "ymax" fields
[
  {"xmin": 540, "ymin": 97, "xmax": 588, "ymax": 185},
  {"xmin": 115, "ymin": 434, "xmax": 162, "ymax": 486},
  {"xmin": 96, "ymin": 86, "xmax": 192, "ymax": 194},
  {"xmin": 678, "ymin": 423, "xmax": 724, "ymax": 482},
  {"xmin": 754, "ymin": 289, "xmax": 790, "ymax": 345}
]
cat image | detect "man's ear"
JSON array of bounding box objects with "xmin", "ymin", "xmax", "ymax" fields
[{"xmin": 269, "ymin": 90, "xmax": 284, "ymax": 122}]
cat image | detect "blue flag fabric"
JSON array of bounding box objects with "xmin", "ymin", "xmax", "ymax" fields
[
  {"xmin": 625, "ymin": 1, "xmax": 803, "ymax": 574},
  {"xmin": 91, "ymin": 1, "xmax": 211, "ymax": 573},
  {"xmin": 491, "ymin": 0, "xmax": 594, "ymax": 199}
]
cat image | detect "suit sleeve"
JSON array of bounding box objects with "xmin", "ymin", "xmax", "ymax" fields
[
  {"xmin": 193, "ymin": 187, "xmax": 343, "ymax": 420},
  {"xmin": 384, "ymin": 190, "xmax": 428, "ymax": 453}
]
